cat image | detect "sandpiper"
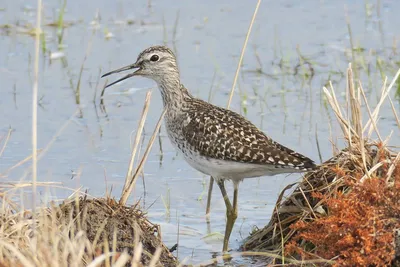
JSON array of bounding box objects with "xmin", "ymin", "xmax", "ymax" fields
[{"xmin": 102, "ymin": 45, "xmax": 316, "ymax": 252}]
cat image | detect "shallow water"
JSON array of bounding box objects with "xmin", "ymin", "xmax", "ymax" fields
[{"xmin": 1, "ymin": 0, "xmax": 399, "ymax": 265}]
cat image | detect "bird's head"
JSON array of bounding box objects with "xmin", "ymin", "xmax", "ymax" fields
[{"xmin": 102, "ymin": 45, "xmax": 179, "ymax": 88}]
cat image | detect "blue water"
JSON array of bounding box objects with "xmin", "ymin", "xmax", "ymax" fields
[{"xmin": 1, "ymin": 1, "xmax": 399, "ymax": 265}]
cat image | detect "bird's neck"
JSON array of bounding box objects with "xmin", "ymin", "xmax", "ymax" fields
[{"xmin": 157, "ymin": 74, "xmax": 191, "ymax": 110}]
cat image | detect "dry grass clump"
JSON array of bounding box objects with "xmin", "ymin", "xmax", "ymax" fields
[
  {"xmin": 60, "ymin": 197, "xmax": 177, "ymax": 266},
  {"xmin": 286, "ymin": 146, "xmax": 400, "ymax": 266},
  {"xmin": 0, "ymin": 196, "xmax": 177, "ymax": 267},
  {"xmin": 243, "ymin": 65, "xmax": 400, "ymax": 266}
]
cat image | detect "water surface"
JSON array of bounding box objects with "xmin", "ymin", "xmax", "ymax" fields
[{"xmin": 1, "ymin": 0, "xmax": 399, "ymax": 265}]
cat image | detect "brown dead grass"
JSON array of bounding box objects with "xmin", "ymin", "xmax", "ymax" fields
[
  {"xmin": 286, "ymin": 149, "xmax": 400, "ymax": 266},
  {"xmin": 0, "ymin": 196, "xmax": 177, "ymax": 267},
  {"xmin": 59, "ymin": 197, "xmax": 176, "ymax": 266}
]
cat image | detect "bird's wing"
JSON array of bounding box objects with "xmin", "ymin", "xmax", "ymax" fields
[{"xmin": 181, "ymin": 99, "xmax": 315, "ymax": 170}]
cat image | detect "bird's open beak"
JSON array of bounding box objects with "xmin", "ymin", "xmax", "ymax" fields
[{"xmin": 101, "ymin": 61, "xmax": 141, "ymax": 88}]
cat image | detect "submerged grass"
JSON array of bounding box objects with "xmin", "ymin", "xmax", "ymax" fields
[
  {"xmin": 56, "ymin": 0, "xmax": 67, "ymax": 46},
  {"xmin": 242, "ymin": 65, "xmax": 400, "ymax": 266}
]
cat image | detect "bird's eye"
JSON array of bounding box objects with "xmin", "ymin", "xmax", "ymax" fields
[{"xmin": 150, "ymin": 55, "xmax": 159, "ymax": 62}]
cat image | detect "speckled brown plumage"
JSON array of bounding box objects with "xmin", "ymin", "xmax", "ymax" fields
[{"xmin": 179, "ymin": 96, "xmax": 315, "ymax": 170}]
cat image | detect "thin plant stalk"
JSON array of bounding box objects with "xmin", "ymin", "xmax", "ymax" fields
[
  {"xmin": 32, "ymin": 0, "xmax": 42, "ymax": 216},
  {"xmin": 0, "ymin": 127, "xmax": 12, "ymax": 158},
  {"xmin": 388, "ymin": 95, "xmax": 400, "ymax": 131},
  {"xmin": 206, "ymin": 0, "xmax": 262, "ymax": 217},
  {"xmin": 148, "ymin": 247, "xmax": 162, "ymax": 267},
  {"xmin": 123, "ymin": 91, "xmax": 152, "ymax": 191},
  {"xmin": 364, "ymin": 68, "xmax": 400, "ymax": 135},
  {"xmin": 226, "ymin": 0, "xmax": 261, "ymax": 108},
  {"xmin": 120, "ymin": 108, "xmax": 167, "ymax": 206},
  {"xmin": 76, "ymin": 30, "xmax": 94, "ymax": 105}
]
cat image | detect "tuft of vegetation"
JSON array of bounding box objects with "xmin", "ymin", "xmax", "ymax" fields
[
  {"xmin": 243, "ymin": 65, "xmax": 400, "ymax": 266},
  {"xmin": 286, "ymin": 170, "xmax": 399, "ymax": 266},
  {"xmin": 0, "ymin": 197, "xmax": 177, "ymax": 267}
]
